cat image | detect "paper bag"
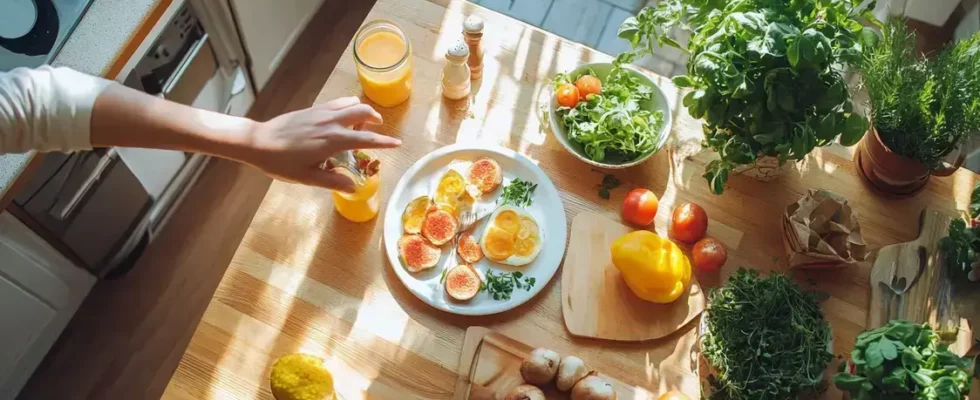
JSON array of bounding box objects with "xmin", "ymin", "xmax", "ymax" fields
[{"xmin": 782, "ymin": 189, "xmax": 867, "ymax": 268}]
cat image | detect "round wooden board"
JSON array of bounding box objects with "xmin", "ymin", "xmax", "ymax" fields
[{"xmin": 561, "ymin": 212, "xmax": 706, "ymax": 341}]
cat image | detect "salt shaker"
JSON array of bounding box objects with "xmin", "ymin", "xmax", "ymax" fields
[
  {"xmin": 442, "ymin": 40, "xmax": 471, "ymax": 100},
  {"xmin": 462, "ymin": 15, "xmax": 484, "ymax": 80}
]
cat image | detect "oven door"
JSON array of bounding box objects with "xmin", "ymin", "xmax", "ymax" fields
[{"xmin": 14, "ymin": 4, "xmax": 254, "ymax": 278}]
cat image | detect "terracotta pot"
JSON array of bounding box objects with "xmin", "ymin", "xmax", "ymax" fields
[{"xmin": 855, "ymin": 127, "xmax": 964, "ymax": 196}]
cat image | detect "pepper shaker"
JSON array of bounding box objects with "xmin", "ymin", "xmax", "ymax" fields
[
  {"xmin": 442, "ymin": 40, "xmax": 471, "ymax": 100},
  {"xmin": 463, "ymin": 15, "xmax": 484, "ymax": 80}
]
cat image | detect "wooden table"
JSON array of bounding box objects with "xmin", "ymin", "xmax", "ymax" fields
[{"xmin": 162, "ymin": 0, "xmax": 980, "ymax": 399}]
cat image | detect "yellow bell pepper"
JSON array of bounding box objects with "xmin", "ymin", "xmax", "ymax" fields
[{"xmin": 611, "ymin": 230, "xmax": 692, "ymax": 304}]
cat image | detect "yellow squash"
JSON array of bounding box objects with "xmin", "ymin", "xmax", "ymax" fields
[{"xmin": 611, "ymin": 230, "xmax": 692, "ymax": 304}]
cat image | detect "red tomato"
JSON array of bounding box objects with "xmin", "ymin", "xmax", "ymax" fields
[
  {"xmin": 622, "ymin": 188, "xmax": 659, "ymax": 226},
  {"xmin": 658, "ymin": 391, "xmax": 691, "ymax": 400},
  {"xmin": 574, "ymin": 75, "xmax": 602, "ymax": 100},
  {"xmin": 670, "ymin": 202, "xmax": 708, "ymax": 243},
  {"xmin": 556, "ymin": 84, "xmax": 580, "ymax": 108},
  {"xmin": 692, "ymin": 237, "xmax": 727, "ymax": 272}
]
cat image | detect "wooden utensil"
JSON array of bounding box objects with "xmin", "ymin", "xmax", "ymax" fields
[
  {"xmin": 561, "ymin": 212, "xmax": 706, "ymax": 341},
  {"xmin": 452, "ymin": 327, "xmax": 658, "ymax": 399}
]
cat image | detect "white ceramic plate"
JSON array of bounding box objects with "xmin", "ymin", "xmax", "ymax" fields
[{"xmin": 383, "ymin": 144, "xmax": 568, "ymax": 315}]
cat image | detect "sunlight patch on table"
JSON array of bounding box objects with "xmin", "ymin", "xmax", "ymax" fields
[
  {"xmin": 510, "ymin": 28, "xmax": 533, "ymax": 80},
  {"xmin": 235, "ymin": 246, "xmax": 459, "ymax": 369},
  {"xmin": 213, "ymin": 203, "xmax": 320, "ymax": 400},
  {"xmin": 953, "ymin": 171, "xmax": 976, "ymax": 210}
]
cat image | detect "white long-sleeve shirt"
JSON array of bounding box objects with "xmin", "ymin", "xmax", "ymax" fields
[{"xmin": 0, "ymin": 66, "xmax": 112, "ymax": 154}]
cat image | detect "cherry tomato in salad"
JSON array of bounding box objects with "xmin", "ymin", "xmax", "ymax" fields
[
  {"xmin": 670, "ymin": 202, "xmax": 708, "ymax": 243},
  {"xmin": 692, "ymin": 237, "xmax": 727, "ymax": 272},
  {"xmin": 556, "ymin": 83, "xmax": 580, "ymax": 108},
  {"xmin": 575, "ymin": 75, "xmax": 602, "ymax": 100},
  {"xmin": 622, "ymin": 188, "xmax": 659, "ymax": 226}
]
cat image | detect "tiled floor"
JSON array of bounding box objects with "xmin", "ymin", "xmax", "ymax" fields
[{"xmin": 470, "ymin": 0, "xmax": 689, "ymax": 77}]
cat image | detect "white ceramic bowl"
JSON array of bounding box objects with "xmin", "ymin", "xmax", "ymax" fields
[{"xmin": 548, "ymin": 62, "xmax": 673, "ymax": 169}]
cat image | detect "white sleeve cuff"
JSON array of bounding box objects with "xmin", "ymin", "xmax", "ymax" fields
[{"xmin": 0, "ymin": 66, "xmax": 112, "ymax": 153}]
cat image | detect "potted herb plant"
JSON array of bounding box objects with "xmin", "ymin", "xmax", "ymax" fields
[
  {"xmin": 618, "ymin": 0, "xmax": 876, "ymax": 194},
  {"xmin": 833, "ymin": 320, "xmax": 975, "ymax": 399},
  {"xmin": 697, "ymin": 269, "xmax": 833, "ymax": 399},
  {"xmin": 855, "ymin": 21, "xmax": 980, "ymax": 196}
]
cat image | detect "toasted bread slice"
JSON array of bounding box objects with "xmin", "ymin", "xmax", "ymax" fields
[
  {"xmin": 467, "ymin": 157, "xmax": 503, "ymax": 194},
  {"xmin": 398, "ymin": 234, "xmax": 441, "ymax": 272},
  {"xmin": 445, "ymin": 264, "xmax": 481, "ymax": 301},
  {"xmin": 421, "ymin": 209, "xmax": 458, "ymax": 246},
  {"xmin": 456, "ymin": 232, "xmax": 484, "ymax": 263}
]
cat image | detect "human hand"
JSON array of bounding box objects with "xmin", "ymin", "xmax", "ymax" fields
[{"xmin": 243, "ymin": 97, "xmax": 400, "ymax": 191}]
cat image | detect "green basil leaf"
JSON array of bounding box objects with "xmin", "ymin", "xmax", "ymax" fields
[
  {"xmin": 672, "ymin": 75, "xmax": 696, "ymax": 88},
  {"xmin": 860, "ymin": 26, "xmax": 880, "ymax": 49},
  {"xmin": 840, "ymin": 114, "xmax": 868, "ymax": 146},
  {"xmin": 618, "ymin": 17, "xmax": 640, "ymax": 42},
  {"xmin": 788, "ymin": 39, "xmax": 801, "ymax": 67},
  {"xmin": 833, "ymin": 373, "xmax": 867, "ymax": 390},
  {"xmin": 866, "ymin": 341, "xmax": 885, "ymax": 369},
  {"xmin": 880, "ymin": 339, "xmax": 899, "ymax": 360}
]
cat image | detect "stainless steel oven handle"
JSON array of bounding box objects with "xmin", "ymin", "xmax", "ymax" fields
[
  {"xmin": 162, "ymin": 33, "xmax": 218, "ymax": 106},
  {"xmin": 48, "ymin": 148, "xmax": 118, "ymax": 220}
]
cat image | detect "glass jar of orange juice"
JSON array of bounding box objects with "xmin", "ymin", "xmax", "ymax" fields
[
  {"xmin": 332, "ymin": 151, "xmax": 381, "ymax": 222},
  {"xmin": 353, "ymin": 20, "xmax": 413, "ymax": 107}
]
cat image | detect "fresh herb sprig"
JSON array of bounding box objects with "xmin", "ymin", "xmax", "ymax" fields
[
  {"xmin": 499, "ymin": 178, "xmax": 538, "ymax": 207},
  {"xmin": 480, "ymin": 269, "xmax": 536, "ymax": 300},
  {"xmin": 702, "ymin": 269, "xmax": 833, "ymax": 400},
  {"xmin": 597, "ymin": 173, "xmax": 622, "ymax": 199},
  {"xmin": 619, "ymin": 0, "xmax": 876, "ymax": 194},
  {"xmin": 833, "ymin": 320, "xmax": 974, "ymax": 400}
]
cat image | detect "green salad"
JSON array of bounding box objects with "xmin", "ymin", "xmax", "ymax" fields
[{"xmin": 551, "ymin": 54, "xmax": 665, "ymax": 163}]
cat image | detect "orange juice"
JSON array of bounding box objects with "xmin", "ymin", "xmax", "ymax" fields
[
  {"xmin": 354, "ymin": 21, "xmax": 413, "ymax": 107},
  {"xmin": 333, "ymin": 173, "xmax": 381, "ymax": 222}
]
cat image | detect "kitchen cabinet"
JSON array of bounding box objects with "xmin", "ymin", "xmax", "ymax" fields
[
  {"xmin": 0, "ymin": 211, "xmax": 95, "ymax": 399},
  {"xmin": 229, "ymin": 0, "xmax": 325, "ymax": 90}
]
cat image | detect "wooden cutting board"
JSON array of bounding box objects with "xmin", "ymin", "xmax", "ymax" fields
[
  {"xmin": 561, "ymin": 212, "xmax": 706, "ymax": 341},
  {"xmin": 867, "ymin": 208, "xmax": 976, "ymax": 355},
  {"xmin": 452, "ymin": 327, "xmax": 658, "ymax": 400}
]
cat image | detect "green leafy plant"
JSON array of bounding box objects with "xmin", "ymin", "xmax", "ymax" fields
[
  {"xmin": 860, "ymin": 20, "xmax": 980, "ymax": 170},
  {"xmin": 618, "ymin": 0, "xmax": 876, "ymax": 194},
  {"xmin": 939, "ymin": 182, "xmax": 980, "ymax": 282},
  {"xmin": 551, "ymin": 58, "xmax": 666, "ymax": 163},
  {"xmin": 480, "ymin": 270, "xmax": 536, "ymax": 300},
  {"xmin": 833, "ymin": 320, "xmax": 974, "ymax": 400},
  {"xmin": 499, "ymin": 178, "xmax": 538, "ymax": 207},
  {"xmin": 701, "ymin": 269, "xmax": 833, "ymax": 399}
]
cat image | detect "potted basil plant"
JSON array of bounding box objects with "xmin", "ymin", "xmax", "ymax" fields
[
  {"xmin": 833, "ymin": 320, "xmax": 975, "ymax": 400},
  {"xmin": 618, "ymin": 0, "xmax": 876, "ymax": 194},
  {"xmin": 855, "ymin": 20, "xmax": 980, "ymax": 196}
]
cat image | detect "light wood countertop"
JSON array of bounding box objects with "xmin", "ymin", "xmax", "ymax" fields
[{"xmin": 164, "ymin": 0, "xmax": 980, "ymax": 399}]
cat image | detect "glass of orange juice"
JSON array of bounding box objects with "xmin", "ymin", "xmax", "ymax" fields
[
  {"xmin": 332, "ymin": 151, "xmax": 382, "ymax": 222},
  {"xmin": 353, "ymin": 20, "xmax": 413, "ymax": 107}
]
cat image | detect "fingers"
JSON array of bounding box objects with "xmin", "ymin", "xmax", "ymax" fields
[
  {"xmin": 333, "ymin": 103, "xmax": 383, "ymax": 127},
  {"xmin": 323, "ymin": 96, "xmax": 362, "ymax": 111},
  {"xmin": 329, "ymin": 129, "xmax": 402, "ymax": 150}
]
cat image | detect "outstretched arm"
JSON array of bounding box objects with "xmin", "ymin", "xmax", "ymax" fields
[{"xmin": 0, "ymin": 66, "xmax": 400, "ymax": 192}]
